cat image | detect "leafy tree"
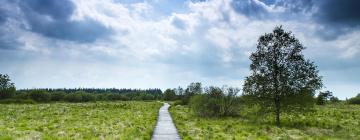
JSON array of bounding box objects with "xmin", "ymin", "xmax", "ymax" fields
[
  {"xmin": 163, "ymin": 89, "xmax": 177, "ymax": 101},
  {"xmin": 175, "ymin": 86, "xmax": 184, "ymax": 97},
  {"xmin": 348, "ymin": 93, "xmax": 360, "ymax": 105},
  {"xmin": 329, "ymin": 96, "xmax": 340, "ymax": 103},
  {"xmin": 65, "ymin": 93, "xmax": 83, "ymax": 102},
  {"xmin": 182, "ymin": 82, "xmax": 202, "ymax": 104},
  {"xmin": 316, "ymin": 91, "xmax": 333, "ymax": 105},
  {"xmin": 50, "ymin": 91, "xmax": 66, "ymax": 101},
  {"xmin": 243, "ymin": 26, "xmax": 322, "ymax": 126},
  {"xmin": 189, "ymin": 86, "xmax": 241, "ymax": 117},
  {"xmin": 29, "ymin": 90, "xmax": 50, "ymax": 102},
  {"xmin": 221, "ymin": 86, "xmax": 241, "ymax": 116},
  {"xmin": 75, "ymin": 91, "xmax": 96, "ymax": 102},
  {"xmin": 0, "ymin": 74, "xmax": 16, "ymax": 99}
]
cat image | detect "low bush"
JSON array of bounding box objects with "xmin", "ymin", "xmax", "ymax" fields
[
  {"xmin": 107, "ymin": 93, "xmax": 129, "ymax": 100},
  {"xmin": 0, "ymin": 99, "xmax": 36, "ymax": 104},
  {"xmin": 80, "ymin": 92, "xmax": 96, "ymax": 102},
  {"xmin": 173, "ymin": 100, "xmax": 185, "ymax": 106},
  {"xmin": 163, "ymin": 89, "xmax": 177, "ymax": 101},
  {"xmin": 189, "ymin": 86, "xmax": 241, "ymax": 117},
  {"xmin": 348, "ymin": 94, "xmax": 360, "ymax": 105},
  {"xmin": 13, "ymin": 92, "xmax": 30, "ymax": 99},
  {"xmin": 50, "ymin": 91, "xmax": 66, "ymax": 101},
  {"xmin": 0, "ymin": 74, "xmax": 16, "ymax": 100},
  {"xmin": 29, "ymin": 90, "xmax": 50, "ymax": 102},
  {"xmin": 64, "ymin": 93, "xmax": 83, "ymax": 102},
  {"xmin": 0, "ymin": 90, "xmax": 15, "ymax": 99}
]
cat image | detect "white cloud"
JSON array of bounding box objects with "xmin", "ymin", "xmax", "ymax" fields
[{"xmin": 1, "ymin": 0, "xmax": 359, "ymax": 99}]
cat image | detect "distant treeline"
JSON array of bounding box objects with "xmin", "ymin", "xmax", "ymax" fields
[
  {"xmin": 18, "ymin": 88, "xmax": 162, "ymax": 95},
  {"xmin": 1, "ymin": 87, "xmax": 163, "ymax": 103}
]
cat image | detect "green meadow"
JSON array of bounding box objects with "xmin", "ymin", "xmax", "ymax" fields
[
  {"xmin": 0, "ymin": 101, "xmax": 162, "ymax": 140},
  {"xmin": 170, "ymin": 104, "xmax": 360, "ymax": 140}
]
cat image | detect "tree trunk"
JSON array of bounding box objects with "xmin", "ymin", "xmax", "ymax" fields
[
  {"xmin": 275, "ymin": 97, "xmax": 281, "ymax": 127},
  {"xmin": 273, "ymin": 43, "xmax": 281, "ymax": 127}
]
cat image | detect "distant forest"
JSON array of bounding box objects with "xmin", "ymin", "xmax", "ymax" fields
[
  {"xmin": 18, "ymin": 88, "xmax": 162, "ymax": 95},
  {"xmin": 0, "ymin": 86, "xmax": 163, "ymax": 103}
]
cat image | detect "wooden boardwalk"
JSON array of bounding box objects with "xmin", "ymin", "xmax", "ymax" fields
[{"xmin": 152, "ymin": 103, "xmax": 181, "ymax": 140}]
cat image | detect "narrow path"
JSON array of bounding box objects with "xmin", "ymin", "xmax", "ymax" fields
[{"xmin": 152, "ymin": 103, "xmax": 181, "ymax": 140}]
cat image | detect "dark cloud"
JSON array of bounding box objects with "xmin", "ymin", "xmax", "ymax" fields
[
  {"xmin": 21, "ymin": 0, "xmax": 75, "ymax": 20},
  {"xmin": 0, "ymin": 9, "xmax": 7, "ymax": 23},
  {"xmin": 274, "ymin": 0, "xmax": 360, "ymax": 27},
  {"xmin": 272, "ymin": 0, "xmax": 360, "ymax": 40},
  {"xmin": 0, "ymin": 34, "xmax": 21, "ymax": 50},
  {"xmin": 260, "ymin": 0, "xmax": 275, "ymax": 5},
  {"xmin": 314, "ymin": 0, "xmax": 360, "ymax": 27},
  {"xmin": 231, "ymin": 0, "xmax": 269, "ymax": 19},
  {"xmin": 0, "ymin": 0, "xmax": 112, "ymax": 44},
  {"xmin": 311, "ymin": 0, "xmax": 360, "ymax": 40}
]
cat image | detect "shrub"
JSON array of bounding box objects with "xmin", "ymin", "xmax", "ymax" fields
[
  {"xmin": 64, "ymin": 91, "xmax": 96, "ymax": 102},
  {"xmin": 107, "ymin": 93, "xmax": 128, "ymax": 101},
  {"xmin": 29, "ymin": 90, "xmax": 50, "ymax": 102},
  {"xmin": 189, "ymin": 86, "xmax": 241, "ymax": 117},
  {"xmin": 348, "ymin": 94, "xmax": 360, "ymax": 105},
  {"xmin": 81, "ymin": 93, "xmax": 96, "ymax": 102},
  {"xmin": 182, "ymin": 82, "xmax": 202, "ymax": 105},
  {"xmin": 190, "ymin": 94, "xmax": 216, "ymax": 117},
  {"xmin": 163, "ymin": 89, "xmax": 177, "ymax": 101},
  {"xmin": 96, "ymin": 93, "xmax": 110, "ymax": 101},
  {"xmin": 330, "ymin": 96, "xmax": 340, "ymax": 103},
  {"xmin": 50, "ymin": 91, "xmax": 66, "ymax": 101},
  {"xmin": 0, "ymin": 74, "xmax": 16, "ymax": 99},
  {"xmin": 0, "ymin": 89, "xmax": 15, "ymax": 100},
  {"xmin": 13, "ymin": 92, "xmax": 30, "ymax": 99},
  {"xmin": 64, "ymin": 93, "xmax": 83, "ymax": 102},
  {"xmin": 316, "ymin": 91, "xmax": 333, "ymax": 105},
  {"xmin": 0, "ymin": 99, "xmax": 36, "ymax": 104},
  {"xmin": 173, "ymin": 100, "xmax": 185, "ymax": 106}
]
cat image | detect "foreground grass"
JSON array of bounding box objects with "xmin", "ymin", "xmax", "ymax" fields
[
  {"xmin": 0, "ymin": 101, "xmax": 162, "ymax": 140},
  {"xmin": 170, "ymin": 104, "xmax": 360, "ymax": 140}
]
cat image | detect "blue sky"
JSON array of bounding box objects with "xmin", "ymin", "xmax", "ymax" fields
[{"xmin": 0, "ymin": 0, "xmax": 359, "ymax": 99}]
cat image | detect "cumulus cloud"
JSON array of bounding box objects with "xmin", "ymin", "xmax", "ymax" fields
[
  {"xmin": 0, "ymin": 0, "xmax": 112, "ymax": 46},
  {"xmin": 0, "ymin": 0, "xmax": 359, "ymax": 98},
  {"xmin": 313, "ymin": 0, "xmax": 360, "ymax": 27}
]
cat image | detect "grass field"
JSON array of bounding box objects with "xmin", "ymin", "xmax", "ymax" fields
[
  {"xmin": 170, "ymin": 104, "xmax": 360, "ymax": 140},
  {"xmin": 0, "ymin": 101, "xmax": 162, "ymax": 140}
]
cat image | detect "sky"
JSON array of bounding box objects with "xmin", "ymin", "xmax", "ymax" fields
[{"xmin": 0, "ymin": 0, "xmax": 359, "ymax": 99}]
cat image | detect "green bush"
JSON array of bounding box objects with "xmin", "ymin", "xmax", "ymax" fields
[
  {"xmin": 330, "ymin": 96, "xmax": 340, "ymax": 103},
  {"xmin": 164, "ymin": 89, "xmax": 177, "ymax": 101},
  {"xmin": 64, "ymin": 91, "xmax": 96, "ymax": 102},
  {"xmin": 29, "ymin": 90, "xmax": 50, "ymax": 102},
  {"xmin": 13, "ymin": 92, "xmax": 29, "ymax": 99},
  {"xmin": 190, "ymin": 94, "xmax": 217, "ymax": 117},
  {"xmin": 50, "ymin": 91, "xmax": 66, "ymax": 101},
  {"xmin": 96, "ymin": 93, "xmax": 109, "ymax": 101},
  {"xmin": 348, "ymin": 94, "xmax": 360, "ymax": 104},
  {"xmin": 0, "ymin": 74, "xmax": 16, "ymax": 100},
  {"xmin": 81, "ymin": 93, "xmax": 96, "ymax": 102},
  {"xmin": 0, "ymin": 99, "xmax": 36, "ymax": 104},
  {"xmin": 0, "ymin": 89, "xmax": 15, "ymax": 99},
  {"xmin": 173, "ymin": 100, "xmax": 185, "ymax": 106},
  {"xmin": 64, "ymin": 93, "xmax": 83, "ymax": 102},
  {"xmin": 316, "ymin": 91, "xmax": 333, "ymax": 105},
  {"xmin": 107, "ymin": 93, "xmax": 128, "ymax": 100},
  {"xmin": 189, "ymin": 86, "xmax": 241, "ymax": 117}
]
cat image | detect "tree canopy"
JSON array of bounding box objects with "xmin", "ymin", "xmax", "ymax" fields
[
  {"xmin": 243, "ymin": 26, "xmax": 322, "ymax": 126},
  {"xmin": 0, "ymin": 74, "xmax": 16, "ymax": 99}
]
